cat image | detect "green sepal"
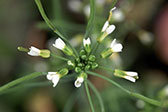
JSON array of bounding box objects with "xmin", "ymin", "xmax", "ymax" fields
[
  {"xmin": 58, "ymin": 68, "xmax": 69, "ymax": 77},
  {"xmin": 63, "ymin": 46, "xmax": 73, "ymax": 56},
  {"xmin": 97, "ymin": 32, "xmax": 108, "ymax": 43},
  {"xmin": 84, "ymin": 44, "xmax": 91, "ymax": 53},
  {"xmin": 40, "ymin": 50, "xmax": 50, "ymax": 58},
  {"xmin": 101, "ymin": 48, "xmax": 113, "ymax": 58}
]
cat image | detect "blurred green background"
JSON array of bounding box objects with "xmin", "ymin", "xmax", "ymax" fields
[{"xmin": 0, "ymin": 0, "xmax": 168, "ymax": 112}]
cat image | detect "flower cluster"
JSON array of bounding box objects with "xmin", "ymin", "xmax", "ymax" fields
[{"xmin": 18, "ymin": 7, "xmax": 139, "ymax": 88}]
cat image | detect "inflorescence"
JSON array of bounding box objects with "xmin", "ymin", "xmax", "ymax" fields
[{"xmin": 18, "ymin": 6, "xmax": 139, "ymax": 88}]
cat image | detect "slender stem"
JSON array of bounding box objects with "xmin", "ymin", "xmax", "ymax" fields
[
  {"xmin": 99, "ymin": 66, "xmax": 114, "ymax": 73},
  {"xmin": 87, "ymin": 80, "xmax": 105, "ymax": 112},
  {"xmin": 0, "ymin": 72, "xmax": 46, "ymax": 93},
  {"xmin": 111, "ymin": 0, "xmax": 118, "ymax": 8},
  {"xmin": 87, "ymin": 71, "xmax": 130, "ymax": 94},
  {"xmin": 34, "ymin": 0, "xmax": 78, "ymax": 57},
  {"xmin": 84, "ymin": 81, "xmax": 95, "ymax": 112},
  {"xmin": 51, "ymin": 53, "xmax": 69, "ymax": 61},
  {"xmin": 84, "ymin": 0, "xmax": 95, "ymax": 38},
  {"xmin": 87, "ymin": 71, "xmax": 165, "ymax": 107}
]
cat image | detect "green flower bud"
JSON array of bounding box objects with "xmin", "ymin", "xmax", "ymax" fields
[
  {"xmin": 88, "ymin": 61, "xmax": 93, "ymax": 65},
  {"xmin": 77, "ymin": 63, "xmax": 83, "ymax": 67},
  {"xmin": 89, "ymin": 55, "xmax": 96, "ymax": 61},
  {"xmin": 80, "ymin": 49, "xmax": 86, "ymax": 56},
  {"xmin": 67, "ymin": 60, "xmax": 75, "ymax": 68},
  {"xmin": 81, "ymin": 55, "xmax": 87, "ymax": 60},
  {"xmin": 91, "ymin": 62, "xmax": 98, "ymax": 69},
  {"xmin": 75, "ymin": 67, "xmax": 82, "ymax": 73},
  {"xmin": 17, "ymin": 46, "xmax": 29, "ymax": 52},
  {"xmin": 85, "ymin": 65, "xmax": 91, "ymax": 71},
  {"xmin": 75, "ymin": 58, "xmax": 80, "ymax": 63}
]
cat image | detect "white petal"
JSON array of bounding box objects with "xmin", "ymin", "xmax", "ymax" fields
[
  {"xmin": 46, "ymin": 72, "xmax": 57, "ymax": 80},
  {"xmin": 110, "ymin": 39, "xmax": 117, "ymax": 48},
  {"xmin": 106, "ymin": 25, "xmax": 116, "ymax": 35},
  {"xmin": 112, "ymin": 44, "xmax": 123, "ymax": 52},
  {"xmin": 110, "ymin": 7, "xmax": 116, "ymax": 12},
  {"xmin": 124, "ymin": 76, "xmax": 136, "ymax": 82},
  {"xmin": 27, "ymin": 46, "xmax": 40, "ymax": 56},
  {"xmin": 102, "ymin": 21, "xmax": 109, "ymax": 32},
  {"xmin": 74, "ymin": 77, "xmax": 84, "ymax": 88},
  {"xmin": 125, "ymin": 72, "xmax": 138, "ymax": 77},
  {"xmin": 53, "ymin": 38, "xmax": 65, "ymax": 50},
  {"xmin": 52, "ymin": 75, "xmax": 60, "ymax": 87},
  {"xmin": 83, "ymin": 38, "xmax": 91, "ymax": 46}
]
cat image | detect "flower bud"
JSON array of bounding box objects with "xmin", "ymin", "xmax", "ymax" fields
[
  {"xmin": 83, "ymin": 38, "xmax": 91, "ymax": 53},
  {"xmin": 89, "ymin": 55, "xmax": 96, "ymax": 61}
]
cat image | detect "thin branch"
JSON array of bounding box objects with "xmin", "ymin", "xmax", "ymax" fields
[
  {"xmin": 0, "ymin": 72, "xmax": 46, "ymax": 94},
  {"xmin": 84, "ymin": 0, "xmax": 95, "ymax": 38},
  {"xmin": 87, "ymin": 80, "xmax": 105, "ymax": 112},
  {"xmin": 87, "ymin": 71, "xmax": 165, "ymax": 107},
  {"xmin": 34, "ymin": 0, "xmax": 78, "ymax": 57},
  {"xmin": 84, "ymin": 81, "xmax": 95, "ymax": 112}
]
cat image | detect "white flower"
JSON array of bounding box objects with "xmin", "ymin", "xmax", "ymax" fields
[
  {"xmin": 101, "ymin": 21, "xmax": 116, "ymax": 35},
  {"xmin": 110, "ymin": 39, "xmax": 123, "ymax": 52},
  {"xmin": 83, "ymin": 38, "xmax": 91, "ymax": 46},
  {"xmin": 47, "ymin": 72, "xmax": 60, "ymax": 87},
  {"xmin": 124, "ymin": 71, "xmax": 138, "ymax": 82},
  {"xmin": 114, "ymin": 69, "xmax": 139, "ymax": 82},
  {"xmin": 27, "ymin": 46, "xmax": 41, "ymax": 56},
  {"xmin": 53, "ymin": 38, "xmax": 65, "ymax": 50},
  {"xmin": 74, "ymin": 77, "xmax": 84, "ymax": 88}
]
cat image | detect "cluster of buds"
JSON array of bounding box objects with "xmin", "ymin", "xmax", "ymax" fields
[{"xmin": 67, "ymin": 38, "xmax": 98, "ymax": 87}]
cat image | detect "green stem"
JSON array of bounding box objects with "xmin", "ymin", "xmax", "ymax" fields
[
  {"xmin": 99, "ymin": 66, "xmax": 114, "ymax": 73},
  {"xmin": 87, "ymin": 71, "xmax": 165, "ymax": 107},
  {"xmin": 0, "ymin": 72, "xmax": 46, "ymax": 93},
  {"xmin": 51, "ymin": 53, "xmax": 69, "ymax": 61},
  {"xmin": 111, "ymin": 0, "xmax": 118, "ymax": 8},
  {"xmin": 34, "ymin": 0, "xmax": 78, "ymax": 57},
  {"xmin": 84, "ymin": 0, "xmax": 95, "ymax": 38},
  {"xmin": 84, "ymin": 81, "xmax": 95, "ymax": 112},
  {"xmin": 87, "ymin": 80, "xmax": 105, "ymax": 112}
]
